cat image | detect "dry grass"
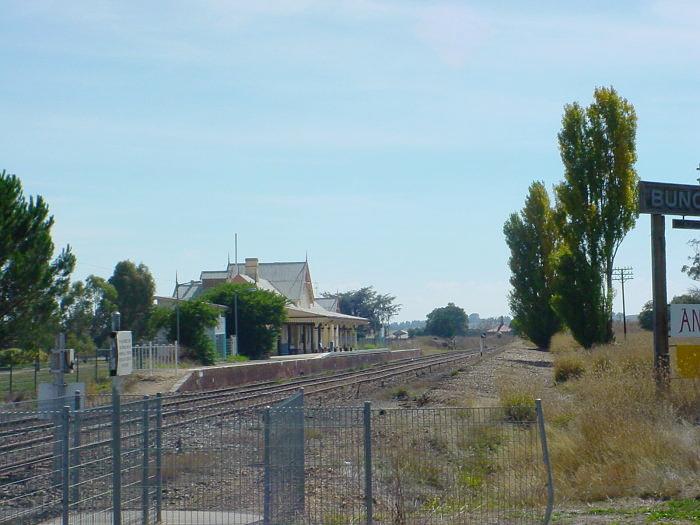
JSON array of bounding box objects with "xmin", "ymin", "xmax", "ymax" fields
[{"xmin": 502, "ymin": 331, "xmax": 700, "ymax": 503}]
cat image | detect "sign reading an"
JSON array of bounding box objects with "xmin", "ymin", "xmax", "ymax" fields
[
  {"xmin": 669, "ymin": 304, "xmax": 700, "ymax": 338},
  {"xmin": 639, "ymin": 181, "xmax": 700, "ymax": 216},
  {"xmin": 113, "ymin": 330, "xmax": 133, "ymax": 376}
]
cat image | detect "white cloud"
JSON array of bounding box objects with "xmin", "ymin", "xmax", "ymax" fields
[{"xmin": 414, "ymin": 4, "xmax": 490, "ymax": 68}]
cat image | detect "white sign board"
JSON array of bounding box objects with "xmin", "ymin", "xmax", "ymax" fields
[
  {"xmin": 115, "ymin": 331, "xmax": 133, "ymax": 376},
  {"xmin": 669, "ymin": 304, "xmax": 700, "ymax": 338}
]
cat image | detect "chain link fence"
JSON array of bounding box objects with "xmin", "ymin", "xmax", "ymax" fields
[{"xmin": 0, "ymin": 390, "xmax": 553, "ymax": 525}]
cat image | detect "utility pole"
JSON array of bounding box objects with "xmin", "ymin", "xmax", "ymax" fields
[
  {"xmin": 612, "ymin": 267, "xmax": 634, "ymax": 339},
  {"xmin": 175, "ymin": 272, "xmax": 180, "ymax": 345}
]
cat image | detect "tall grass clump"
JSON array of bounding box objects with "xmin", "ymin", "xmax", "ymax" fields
[{"xmin": 553, "ymin": 354, "xmax": 585, "ymax": 383}]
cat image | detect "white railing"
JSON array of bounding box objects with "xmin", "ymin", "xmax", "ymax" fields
[{"xmin": 132, "ymin": 342, "xmax": 179, "ymax": 374}]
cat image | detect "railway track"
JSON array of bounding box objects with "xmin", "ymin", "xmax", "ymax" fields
[{"xmin": 0, "ymin": 344, "xmax": 507, "ymax": 461}]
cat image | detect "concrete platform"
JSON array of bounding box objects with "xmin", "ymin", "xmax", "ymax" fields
[{"xmin": 173, "ymin": 348, "xmax": 422, "ymax": 393}]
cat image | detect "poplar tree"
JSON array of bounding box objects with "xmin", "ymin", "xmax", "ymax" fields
[
  {"xmin": 552, "ymin": 87, "xmax": 638, "ymax": 347},
  {"xmin": 504, "ymin": 181, "xmax": 560, "ymax": 349}
]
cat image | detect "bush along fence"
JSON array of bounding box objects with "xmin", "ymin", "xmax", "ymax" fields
[{"xmin": 0, "ymin": 390, "xmax": 554, "ymax": 525}]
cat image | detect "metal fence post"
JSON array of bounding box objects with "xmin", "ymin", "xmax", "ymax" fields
[
  {"xmin": 298, "ymin": 389, "xmax": 305, "ymax": 517},
  {"xmin": 363, "ymin": 401, "xmax": 373, "ymax": 525},
  {"xmin": 155, "ymin": 393, "xmax": 163, "ymax": 523},
  {"xmin": 175, "ymin": 341, "xmax": 179, "ymax": 371},
  {"xmin": 535, "ymin": 399, "xmax": 554, "ymax": 525},
  {"xmin": 8, "ymin": 364, "xmax": 12, "ymax": 397},
  {"xmin": 263, "ymin": 406, "xmax": 271, "ymax": 525},
  {"xmin": 111, "ymin": 388, "xmax": 122, "ymax": 525},
  {"xmin": 71, "ymin": 391, "xmax": 81, "ymax": 504},
  {"xmin": 141, "ymin": 395, "xmax": 150, "ymax": 525},
  {"xmin": 61, "ymin": 405, "xmax": 70, "ymax": 525}
]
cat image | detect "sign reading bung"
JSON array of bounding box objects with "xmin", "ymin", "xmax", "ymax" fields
[
  {"xmin": 669, "ymin": 304, "xmax": 700, "ymax": 338},
  {"xmin": 639, "ymin": 181, "xmax": 700, "ymax": 216}
]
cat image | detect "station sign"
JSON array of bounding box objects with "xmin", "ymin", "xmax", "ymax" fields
[
  {"xmin": 639, "ymin": 181, "xmax": 700, "ymax": 216},
  {"xmin": 669, "ymin": 304, "xmax": 700, "ymax": 338},
  {"xmin": 110, "ymin": 330, "xmax": 133, "ymax": 376}
]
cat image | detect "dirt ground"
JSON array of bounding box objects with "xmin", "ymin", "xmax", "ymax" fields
[{"xmin": 123, "ymin": 369, "xmax": 188, "ymax": 395}]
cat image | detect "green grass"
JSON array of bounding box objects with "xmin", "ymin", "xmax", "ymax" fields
[
  {"xmin": 647, "ymin": 499, "xmax": 700, "ymax": 522},
  {"xmin": 554, "ymin": 499, "xmax": 700, "ymax": 523},
  {"xmin": 224, "ymin": 354, "xmax": 250, "ymax": 363},
  {"xmin": 0, "ymin": 358, "xmax": 110, "ymax": 401}
]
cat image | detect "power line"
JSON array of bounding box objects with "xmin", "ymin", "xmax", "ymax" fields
[{"xmin": 612, "ymin": 267, "xmax": 634, "ymax": 339}]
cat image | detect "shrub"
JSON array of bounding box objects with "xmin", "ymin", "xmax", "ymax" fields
[
  {"xmin": 150, "ymin": 301, "xmax": 219, "ymax": 365},
  {"xmin": 554, "ymin": 355, "xmax": 585, "ymax": 383},
  {"xmin": 203, "ymin": 283, "xmax": 287, "ymax": 360},
  {"xmin": 501, "ymin": 392, "xmax": 536, "ymax": 422},
  {"xmin": 0, "ymin": 348, "xmax": 38, "ymax": 367}
]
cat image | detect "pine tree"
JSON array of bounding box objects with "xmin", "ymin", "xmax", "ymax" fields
[{"xmin": 0, "ymin": 170, "xmax": 75, "ymax": 351}]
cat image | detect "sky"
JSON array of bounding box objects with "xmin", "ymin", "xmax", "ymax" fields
[{"xmin": 2, "ymin": 0, "xmax": 699, "ymax": 322}]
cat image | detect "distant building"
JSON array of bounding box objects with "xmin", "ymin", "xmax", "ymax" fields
[
  {"xmin": 388, "ymin": 329, "xmax": 409, "ymax": 340},
  {"xmin": 164, "ymin": 258, "xmax": 368, "ymax": 355}
]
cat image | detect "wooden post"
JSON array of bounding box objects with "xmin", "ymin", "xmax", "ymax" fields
[{"xmin": 651, "ymin": 214, "xmax": 670, "ymax": 388}]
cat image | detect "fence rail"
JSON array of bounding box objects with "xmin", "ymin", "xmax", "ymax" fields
[
  {"xmin": 132, "ymin": 343, "xmax": 179, "ymax": 373},
  {"xmin": 0, "ymin": 391, "xmax": 553, "ymax": 525}
]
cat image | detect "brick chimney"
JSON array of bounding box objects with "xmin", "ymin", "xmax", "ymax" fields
[{"xmin": 244, "ymin": 258, "xmax": 259, "ymax": 282}]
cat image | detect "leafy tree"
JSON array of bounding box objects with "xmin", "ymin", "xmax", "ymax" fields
[
  {"xmin": 61, "ymin": 281, "xmax": 97, "ymax": 354},
  {"xmin": 108, "ymin": 261, "xmax": 155, "ymax": 340},
  {"xmin": 671, "ymin": 289, "xmax": 700, "ymax": 304},
  {"xmin": 552, "ymin": 87, "xmax": 638, "ymax": 348},
  {"xmin": 425, "ymin": 303, "xmax": 468, "ymax": 338},
  {"xmin": 0, "ymin": 170, "xmax": 75, "ymax": 352},
  {"xmin": 60, "ymin": 275, "xmax": 118, "ymax": 351},
  {"xmin": 150, "ymin": 301, "xmax": 220, "ymax": 365},
  {"xmin": 85, "ymin": 275, "xmax": 118, "ymax": 345},
  {"xmin": 638, "ymin": 300, "xmax": 653, "ymax": 331},
  {"xmin": 203, "ymin": 283, "xmax": 287, "ymax": 359},
  {"xmin": 682, "ymin": 240, "xmax": 700, "ymax": 280},
  {"xmin": 323, "ymin": 287, "xmax": 401, "ymax": 334},
  {"xmin": 504, "ymin": 181, "xmax": 561, "ymax": 349}
]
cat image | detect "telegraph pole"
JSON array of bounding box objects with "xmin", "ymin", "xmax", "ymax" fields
[
  {"xmin": 175, "ymin": 272, "xmax": 180, "ymax": 345},
  {"xmin": 612, "ymin": 267, "xmax": 634, "ymax": 339}
]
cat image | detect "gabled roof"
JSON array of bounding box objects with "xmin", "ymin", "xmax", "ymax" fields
[
  {"xmin": 173, "ymin": 281, "xmax": 203, "ymax": 301},
  {"xmin": 315, "ymin": 297, "xmax": 338, "ymax": 312},
  {"xmin": 226, "ymin": 262, "xmax": 309, "ymax": 303}
]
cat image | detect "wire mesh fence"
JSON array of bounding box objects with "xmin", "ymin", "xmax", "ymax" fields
[
  {"xmin": 0, "ymin": 394, "xmax": 161, "ymax": 525},
  {"xmin": 0, "ymin": 390, "xmax": 553, "ymax": 525}
]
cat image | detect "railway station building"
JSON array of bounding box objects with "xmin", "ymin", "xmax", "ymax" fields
[{"xmin": 170, "ymin": 258, "xmax": 368, "ymax": 355}]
